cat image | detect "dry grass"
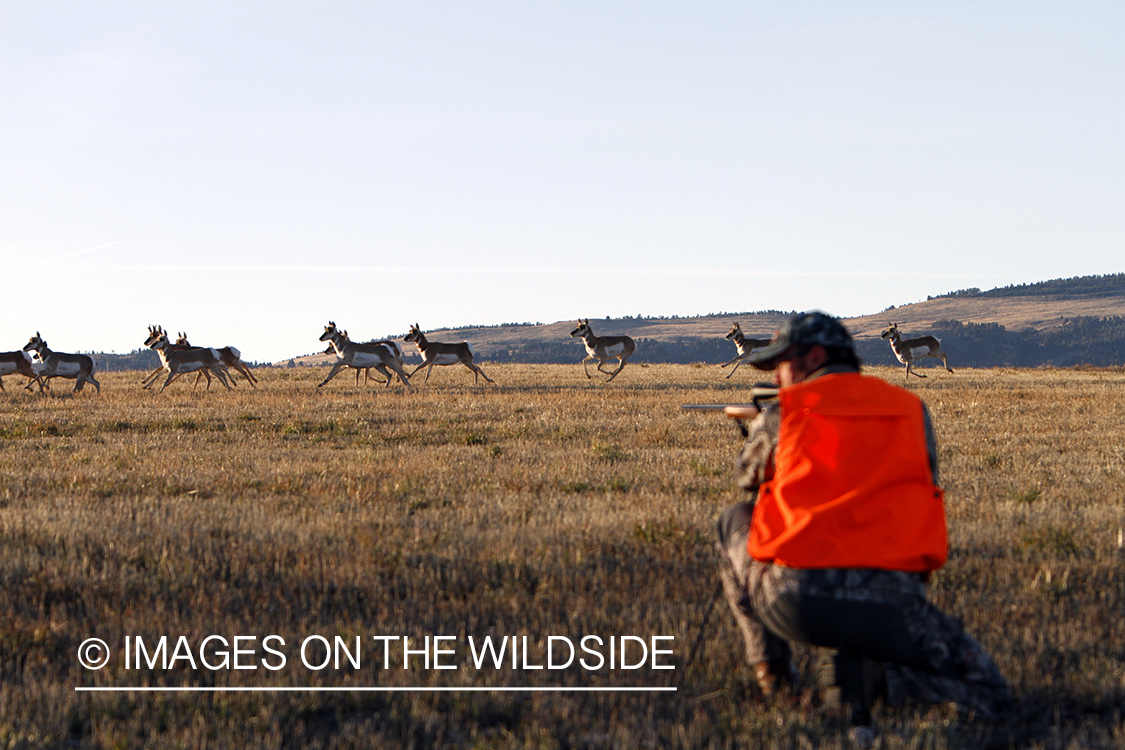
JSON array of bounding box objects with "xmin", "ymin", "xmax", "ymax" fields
[{"xmin": 1, "ymin": 365, "xmax": 1123, "ymax": 748}]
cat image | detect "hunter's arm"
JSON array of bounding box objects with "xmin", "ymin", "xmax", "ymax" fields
[{"xmin": 735, "ymin": 400, "xmax": 781, "ymax": 494}]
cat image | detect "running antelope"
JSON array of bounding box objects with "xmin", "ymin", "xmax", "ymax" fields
[
  {"xmin": 321, "ymin": 343, "xmax": 385, "ymax": 385},
  {"xmin": 318, "ymin": 322, "xmax": 412, "ymax": 389},
  {"xmin": 141, "ymin": 326, "xmax": 217, "ymax": 389},
  {"xmin": 321, "ymin": 342, "xmax": 381, "ymax": 385},
  {"xmin": 140, "ymin": 326, "xmax": 209, "ymax": 389},
  {"xmin": 176, "ymin": 332, "xmax": 257, "ymax": 387},
  {"xmin": 403, "ymin": 324, "xmax": 494, "ymax": 384},
  {"xmin": 720, "ymin": 322, "xmax": 772, "ymax": 378},
  {"xmin": 22, "ymin": 333, "xmax": 100, "ymax": 393},
  {"xmin": 143, "ymin": 326, "xmax": 232, "ymax": 393},
  {"xmin": 570, "ymin": 319, "xmax": 635, "ymax": 382},
  {"xmin": 0, "ymin": 350, "xmax": 45, "ymax": 392},
  {"xmin": 880, "ymin": 323, "xmax": 953, "ymax": 379},
  {"xmin": 321, "ymin": 328, "xmax": 407, "ymax": 387}
]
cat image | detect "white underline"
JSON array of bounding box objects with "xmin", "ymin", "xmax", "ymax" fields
[{"xmin": 75, "ymin": 686, "xmax": 676, "ymax": 693}]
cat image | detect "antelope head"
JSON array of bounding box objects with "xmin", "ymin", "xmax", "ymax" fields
[
  {"xmin": 726, "ymin": 323, "xmax": 742, "ymax": 340},
  {"xmin": 147, "ymin": 329, "xmax": 171, "ymax": 350},
  {"xmin": 144, "ymin": 325, "xmax": 164, "ymax": 348},
  {"xmin": 24, "ymin": 332, "xmax": 47, "ymax": 353},
  {"xmin": 880, "ymin": 323, "xmax": 900, "ymax": 340},
  {"xmin": 320, "ymin": 322, "xmax": 340, "ymax": 343},
  {"xmin": 404, "ymin": 324, "xmax": 423, "ymax": 343},
  {"xmin": 570, "ymin": 319, "xmax": 591, "ymax": 338}
]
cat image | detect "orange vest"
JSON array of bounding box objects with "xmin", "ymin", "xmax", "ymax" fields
[{"xmin": 749, "ymin": 373, "xmax": 947, "ymax": 572}]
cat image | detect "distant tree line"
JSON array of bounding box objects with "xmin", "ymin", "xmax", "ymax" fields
[
  {"xmin": 485, "ymin": 318, "xmax": 1125, "ymax": 367},
  {"xmin": 91, "ymin": 349, "xmax": 268, "ymax": 373},
  {"xmin": 89, "ymin": 349, "xmax": 161, "ymax": 373},
  {"xmin": 930, "ymin": 273, "xmax": 1125, "ymax": 301},
  {"xmin": 856, "ymin": 317, "xmax": 1125, "ymax": 368},
  {"xmin": 483, "ymin": 337, "xmax": 740, "ymax": 365}
]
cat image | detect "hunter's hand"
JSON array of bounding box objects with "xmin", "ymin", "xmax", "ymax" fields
[{"xmin": 724, "ymin": 405, "xmax": 760, "ymax": 420}]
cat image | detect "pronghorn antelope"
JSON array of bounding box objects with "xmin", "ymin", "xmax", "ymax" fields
[
  {"xmin": 321, "ymin": 343, "xmax": 384, "ymax": 385},
  {"xmin": 403, "ymin": 324, "xmax": 494, "ymax": 384},
  {"xmin": 322, "ymin": 342, "xmax": 384, "ymax": 385},
  {"xmin": 143, "ymin": 326, "xmax": 232, "ymax": 393},
  {"xmin": 570, "ymin": 319, "xmax": 636, "ymax": 382},
  {"xmin": 880, "ymin": 323, "xmax": 954, "ymax": 379},
  {"xmin": 318, "ymin": 322, "xmax": 412, "ymax": 389},
  {"xmin": 176, "ymin": 332, "xmax": 258, "ymax": 388},
  {"xmin": 140, "ymin": 326, "xmax": 208, "ymax": 389},
  {"xmin": 0, "ymin": 350, "xmax": 45, "ymax": 392},
  {"xmin": 141, "ymin": 326, "xmax": 219, "ymax": 390},
  {"xmin": 719, "ymin": 322, "xmax": 772, "ymax": 378},
  {"xmin": 22, "ymin": 333, "xmax": 101, "ymax": 393},
  {"xmin": 322, "ymin": 329, "xmax": 408, "ymax": 387}
]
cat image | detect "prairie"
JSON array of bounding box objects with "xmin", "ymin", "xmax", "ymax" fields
[{"xmin": 1, "ymin": 365, "xmax": 1123, "ymax": 748}]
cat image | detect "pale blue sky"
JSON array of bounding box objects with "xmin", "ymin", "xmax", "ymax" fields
[{"xmin": 3, "ymin": 2, "xmax": 1122, "ymax": 361}]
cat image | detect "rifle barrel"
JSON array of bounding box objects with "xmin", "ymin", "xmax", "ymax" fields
[
  {"xmin": 681, "ymin": 404, "xmax": 753, "ymax": 410},
  {"xmin": 681, "ymin": 384, "xmax": 777, "ymax": 422}
]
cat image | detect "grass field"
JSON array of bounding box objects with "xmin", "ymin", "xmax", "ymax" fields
[{"xmin": 1, "ymin": 364, "xmax": 1123, "ymax": 748}]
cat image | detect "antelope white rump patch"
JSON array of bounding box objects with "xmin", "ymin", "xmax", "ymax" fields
[{"xmin": 604, "ymin": 343, "xmax": 626, "ymax": 358}]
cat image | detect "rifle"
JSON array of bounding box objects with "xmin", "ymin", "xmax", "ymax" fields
[{"xmin": 681, "ymin": 385, "xmax": 779, "ymax": 436}]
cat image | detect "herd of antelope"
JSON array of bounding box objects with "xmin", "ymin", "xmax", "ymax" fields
[{"xmin": 0, "ymin": 320, "xmax": 952, "ymax": 394}]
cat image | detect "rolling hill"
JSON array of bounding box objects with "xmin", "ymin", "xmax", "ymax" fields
[{"xmin": 279, "ymin": 273, "xmax": 1125, "ymax": 370}]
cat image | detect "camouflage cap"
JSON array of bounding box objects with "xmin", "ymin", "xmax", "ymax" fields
[{"xmin": 747, "ymin": 311, "xmax": 854, "ymax": 370}]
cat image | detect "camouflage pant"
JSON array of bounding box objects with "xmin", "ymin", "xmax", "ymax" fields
[{"xmin": 716, "ymin": 503, "xmax": 1011, "ymax": 721}]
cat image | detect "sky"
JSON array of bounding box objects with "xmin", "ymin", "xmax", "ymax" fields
[{"xmin": 2, "ymin": 2, "xmax": 1123, "ymax": 362}]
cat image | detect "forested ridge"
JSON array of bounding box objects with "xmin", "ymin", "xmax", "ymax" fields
[
  {"xmin": 929, "ymin": 273, "xmax": 1125, "ymax": 301},
  {"xmin": 470, "ymin": 316, "xmax": 1125, "ymax": 368},
  {"xmin": 857, "ymin": 316, "xmax": 1125, "ymax": 368}
]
